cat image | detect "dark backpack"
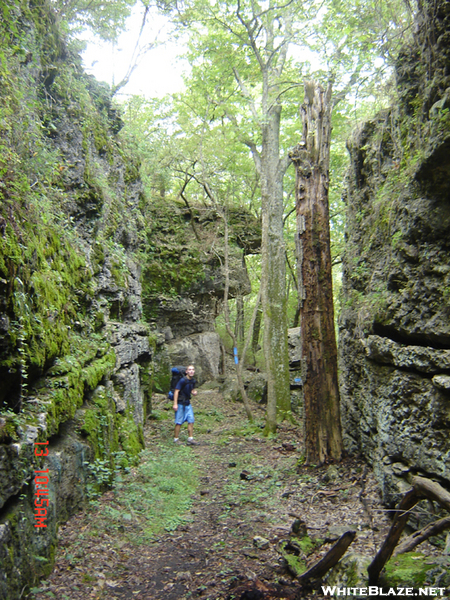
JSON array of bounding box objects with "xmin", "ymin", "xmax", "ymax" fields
[{"xmin": 168, "ymin": 366, "xmax": 186, "ymax": 400}]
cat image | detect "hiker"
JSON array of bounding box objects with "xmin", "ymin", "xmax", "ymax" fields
[{"xmin": 173, "ymin": 364, "xmax": 199, "ymax": 445}]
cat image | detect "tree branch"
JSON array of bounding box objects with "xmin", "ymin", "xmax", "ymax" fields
[
  {"xmin": 277, "ymin": 152, "xmax": 292, "ymax": 178},
  {"xmin": 177, "ymin": 174, "xmax": 201, "ymax": 242},
  {"xmin": 232, "ymin": 67, "xmax": 260, "ymax": 122},
  {"xmin": 112, "ymin": 4, "xmax": 156, "ymax": 96},
  {"xmin": 395, "ymin": 516, "xmax": 450, "ymax": 555},
  {"xmin": 236, "ymin": 0, "xmax": 264, "ymax": 70}
]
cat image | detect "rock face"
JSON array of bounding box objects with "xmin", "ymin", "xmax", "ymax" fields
[
  {"xmin": 0, "ymin": 5, "xmax": 153, "ymax": 597},
  {"xmin": 0, "ymin": 4, "xmax": 258, "ymax": 597},
  {"xmin": 141, "ymin": 199, "xmax": 260, "ymax": 383},
  {"xmin": 339, "ymin": 0, "xmax": 450, "ymax": 505}
]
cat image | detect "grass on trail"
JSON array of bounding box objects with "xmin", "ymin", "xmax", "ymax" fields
[
  {"xmin": 86, "ymin": 443, "xmax": 199, "ymax": 544},
  {"xmin": 29, "ymin": 390, "xmax": 439, "ymax": 600}
]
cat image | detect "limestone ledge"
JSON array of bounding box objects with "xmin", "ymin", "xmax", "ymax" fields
[{"xmin": 362, "ymin": 335, "xmax": 450, "ymax": 374}]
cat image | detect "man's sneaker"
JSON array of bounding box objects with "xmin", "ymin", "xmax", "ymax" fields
[
  {"xmin": 187, "ymin": 438, "xmax": 200, "ymax": 446},
  {"xmin": 174, "ymin": 439, "xmax": 183, "ymax": 445}
]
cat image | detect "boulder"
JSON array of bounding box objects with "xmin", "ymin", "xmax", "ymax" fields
[
  {"xmin": 167, "ymin": 332, "xmax": 224, "ymax": 385},
  {"xmin": 246, "ymin": 373, "xmax": 268, "ymax": 404},
  {"xmin": 324, "ymin": 553, "xmax": 371, "ymax": 587}
]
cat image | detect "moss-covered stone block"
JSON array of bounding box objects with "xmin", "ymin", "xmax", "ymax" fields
[
  {"xmin": 383, "ymin": 552, "xmax": 450, "ymax": 589},
  {"xmin": 151, "ymin": 344, "xmax": 171, "ymax": 395}
]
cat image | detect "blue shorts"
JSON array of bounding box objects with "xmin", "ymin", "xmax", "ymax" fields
[{"xmin": 174, "ymin": 404, "xmax": 195, "ymax": 425}]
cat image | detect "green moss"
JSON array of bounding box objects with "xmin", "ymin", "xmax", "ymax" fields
[
  {"xmin": 279, "ymin": 538, "xmax": 312, "ymax": 577},
  {"xmin": 139, "ymin": 363, "xmax": 153, "ymax": 418},
  {"xmin": 383, "ymin": 553, "xmax": 431, "ymax": 587},
  {"xmin": 82, "ymin": 351, "xmax": 116, "ymax": 389},
  {"xmin": 81, "ymin": 387, "xmax": 118, "ymax": 460},
  {"xmin": 283, "ymin": 552, "xmax": 307, "ymax": 577},
  {"xmin": 150, "ymin": 343, "xmax": 171, "ymax": 396},
  {"xmin": 42, "ymin": 544, "xmax": 56, "ymax": 577},
  {"xmin": 297, "ymin": 535, "xmax": 316, "ymax": 555},
  {"xmin": 79, "ymin": 384, "xmax": 143, "ymax": 466},
  {"xmin": 118, "ymin": 408, "xmax": 144, "ymax": 463},
  {"xmin": 0, "ymin": 216, "xmax": 92, "ymax": 383},
  {"xmin": 91, "ymin": 241, "xmax": 106, "ymax": 274},
  {"xmin": 345, "ymin": 559, "xmax": 359, "ymax": 587}
]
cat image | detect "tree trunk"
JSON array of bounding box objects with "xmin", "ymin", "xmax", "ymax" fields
[
  {"xmin": 289, "ymin": 81, "xmax": 342, "ymax": 464},
  {"xmin": 252, "ymin": 305, "xmax": 262, "ymax": 360},
  {"xmin": 260, "ymin": 103, "xmax": 291, "ymax": 433},
  {"xmin": 235, "ymin": 294, "xmax": 244, "ymax": 343},
  {"xmin": 222, "ymin": 210, "xmax": 253, "ymax": 422}
]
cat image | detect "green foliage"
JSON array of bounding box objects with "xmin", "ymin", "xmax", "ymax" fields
[
  {"xmin": 194, "ymin": 407, "xmax": 225, "ymax": 433},
  {"xmin": 85, "ymin": 458, "xmax": 116, "ymax": 498},
  {"xmin": 91, "ymin": 443, "xmax": 199, "ymax": 543},
  {"xmin": 52, "ymin": 0, "xmax": 138, "ymax": 42}
]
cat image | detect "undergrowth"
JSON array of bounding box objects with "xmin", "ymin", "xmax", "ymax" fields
[{"xmin": 86, "ymin": 442, "xmax": 199, "ymax": 545}]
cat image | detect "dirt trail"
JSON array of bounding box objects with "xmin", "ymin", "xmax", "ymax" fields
[{"xmin": 29, "ymin": 389, "xmax": 393, "ymax": 600}]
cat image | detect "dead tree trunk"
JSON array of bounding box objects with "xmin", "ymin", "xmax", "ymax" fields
[
  {"xmin": 395, "ymin": 516, "xmax": 450, "ymax": 555},
  {"xmin": 289, "ymin": 81, "xmax": 342, "ymax": 465}
]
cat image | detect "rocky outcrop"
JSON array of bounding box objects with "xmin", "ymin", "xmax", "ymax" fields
[
  {"xmin": 140, "ymin": 198, "xmax": 260, "ymax": 384},
  {"xmin": 339, "ymin": 0, "xmax": 450, "ymax": 505},
  {"xmin": 0, "ymin": 3, "xmax": 259, "ymax": 596},
  {"xmin": 142, "ymin": 200, "xmax": 258, "ymax": 338},
  {"xmin": 0, "ymin": 3, "xmax": 153, "ymax": 597}
]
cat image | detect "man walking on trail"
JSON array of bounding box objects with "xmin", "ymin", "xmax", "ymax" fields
[{"xmin": 173, "ymin": 364, "xmax": 199, "ymax": 445}]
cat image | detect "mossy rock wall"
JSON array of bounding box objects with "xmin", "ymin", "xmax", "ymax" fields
[
  {"xmin": 0, "ymin": 2, "xmax": 261, "ymax": 597},
  {"xmin": 141, "ymin": 199, "xmax": 260, "ymax": 338},
  {"xmin": 0, "ymin": 2, "xmax": 154, "ymax": 597},
  {"xmin": 339, "ymin": 0, "xmax": 450, "ymax": 506}
]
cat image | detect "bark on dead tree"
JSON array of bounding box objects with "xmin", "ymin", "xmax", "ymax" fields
[{"xmin": 289, "ymin": 80, "xmax": 343, "ymax": 465}]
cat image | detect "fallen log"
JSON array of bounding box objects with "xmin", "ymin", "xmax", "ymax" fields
[
  {"xmin": 409, "ymin": 475, "xmax": 450, "ymax": 512},
  {"xmin": 368, "ymin": 475, "xmax": 450, "ymax": 584},
  {"xmin": 298, "ymin": 531, "xmax": 356, "ymax": 582},
  {"xmin": 367, "ymin": 489, "xmax": 420, "ymax": 585},
  {"xmin": 395, "ymin": 515, "xmax": 450, "ymax": 555}
]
